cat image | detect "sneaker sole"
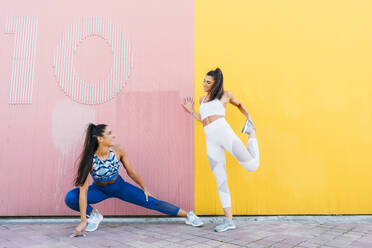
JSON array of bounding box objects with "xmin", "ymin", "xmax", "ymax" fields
[
  {"xmin": 242, "ymin": 120, "xmax": 255, "ymax": 134},
  {"xmin": 86, "ymin": 215, "xmax": 103, "ymax": 232},
  {"xmin": 185, "ymin": 220, "xmax": 204, "ymax": 227},
  {"xmin": 242, "ymin": 125, "xmax": 250, "ymax": 134},
  {"xmin": 215, "ymin": 225, "xmax": 237, "ymax": 232}
]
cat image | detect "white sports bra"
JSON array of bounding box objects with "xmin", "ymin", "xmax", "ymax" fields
[{"xmin": 199, "ymin": 96, "xmax": 226, "ymax": 120}]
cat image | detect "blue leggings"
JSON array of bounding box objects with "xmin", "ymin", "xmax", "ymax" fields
[{"xmin": 65, "ymin": 175, "xmax": 180, "ymax": 216}]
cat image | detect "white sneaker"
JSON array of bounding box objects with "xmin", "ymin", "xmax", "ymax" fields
[
  {"xmin": 241, "ymin": 118, "xmax": 256, "ymax": 134},
  {"xmin": 185, "ymin": 211, "xmax": 204, "ymax": 227},
  {"xmin": 214, "ymin": 218, "xmax": 236, "ymax": 232},
  {"xmin": 85, "ymin": 210, "xmax": 103, "ymax": 232}
]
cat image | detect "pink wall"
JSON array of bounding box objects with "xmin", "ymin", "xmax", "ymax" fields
[{"xmin": 0, "ymin": 0, "xmax": 194, "ymax": 216}]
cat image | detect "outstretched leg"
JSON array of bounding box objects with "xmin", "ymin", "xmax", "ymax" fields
[{"xmin": 111, "ymin": 176, "xmax": 181, "ymax": 216}]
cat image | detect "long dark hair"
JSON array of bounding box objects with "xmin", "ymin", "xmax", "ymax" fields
[
  {"xmin": 206, "ymin": 67, "xmax": 224, "ymax": 100},
  {"xmin": 74, "ymin": 123, "xmax": 107, "ymax": 186}
]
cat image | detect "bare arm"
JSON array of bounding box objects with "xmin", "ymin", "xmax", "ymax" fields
[
  {"xmin": 182, "ymin": 96, "xmax": 202, "ymax": 123},
  {"xmin": 71, "ymin": 174, "xmax": 90, "ymax": 237},
  {"xmin": 226, "ymin": 91, "xmax": 250, "ymax": 118},
  {"xmin": 117, "ymin": 146, "xmax": 153, "ymax": 201},
  {"xmin": 118, "ymin": 147, "xmax": 146, "ymax": 189},
  {"xmin": 78, "ymin": 176, "xmax": 90, "ymax": 222}
]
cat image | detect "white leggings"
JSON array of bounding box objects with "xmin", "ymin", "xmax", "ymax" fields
[{"xmin": 204, "ymin": 118, "xmax": 259, "ymax": 208}]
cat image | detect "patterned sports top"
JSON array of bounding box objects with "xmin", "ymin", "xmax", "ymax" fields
[{"xmin": 90, "ymin": 148, "xmax": 120, "ymax": 182}]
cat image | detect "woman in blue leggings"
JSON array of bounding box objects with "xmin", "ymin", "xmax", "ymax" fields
[{"xmin": 65, "ymin": 123, "xmax": 203, "ymax": 237}]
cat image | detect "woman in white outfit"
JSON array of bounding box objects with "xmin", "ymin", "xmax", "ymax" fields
[{"xmin": 182, "ymin": 68, "xmax": 259, "ymax": 232}]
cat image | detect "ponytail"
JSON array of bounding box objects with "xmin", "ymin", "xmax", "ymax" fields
[
  {"xmin": 207, "ymin": 67, "xmax": 224, "ymax": 100},
  {"xmin": 74, "ymin": 123, "xmax": 107, "ymax": 186}
]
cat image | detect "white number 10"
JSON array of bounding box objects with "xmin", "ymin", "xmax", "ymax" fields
[{"xmin": 5, "ymin": 16, "xmax": 133, "ymax": 105}]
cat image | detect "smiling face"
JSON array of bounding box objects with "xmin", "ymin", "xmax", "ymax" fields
[
  {"xmin": 203, "ymin": 75, "xmax": 215, "ymax": 93},
  {"xmin": 97, "ymin": 126, "xmax": 115, "ymax": 147}
]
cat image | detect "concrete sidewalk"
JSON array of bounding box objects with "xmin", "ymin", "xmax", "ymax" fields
[{"xmin": 1, "ymin": 216, "xmax": 372, "ymax": 248}]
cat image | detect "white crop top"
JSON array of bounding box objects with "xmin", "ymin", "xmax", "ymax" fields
[{"xmin": 199, "ymin": 96, "xmax": 226, "ymax": 120}]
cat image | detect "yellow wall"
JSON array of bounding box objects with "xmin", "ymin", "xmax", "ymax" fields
[{"xmin": 195, "ymin": 0, "xmax": 372, "ymax": 215}]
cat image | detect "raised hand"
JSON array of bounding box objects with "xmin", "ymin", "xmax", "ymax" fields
[{"xmin": 182, "ymin": 96, "xmax": 194, "ymax": 113}]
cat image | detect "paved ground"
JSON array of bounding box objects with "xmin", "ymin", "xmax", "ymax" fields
[{"xmin": 1, "ymin": 216, "xmax": 372, "ymax": 248}]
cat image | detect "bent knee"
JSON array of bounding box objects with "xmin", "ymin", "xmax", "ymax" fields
[
  {"xmin": 65, "ymin": 190, "xmax": 77, "ymax": 207},
  {"xmin": 243, "ymin": 159, "xmax": 259, "ymax": 172}
]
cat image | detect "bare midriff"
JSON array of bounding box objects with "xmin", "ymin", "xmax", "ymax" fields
[
  {"xmin": 94, "ymin": 174, "xmax": 118, "ymax": 186},
  {"xmin": 202, "ymin": 115, "xmax": 224, "ymax": 127}
]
